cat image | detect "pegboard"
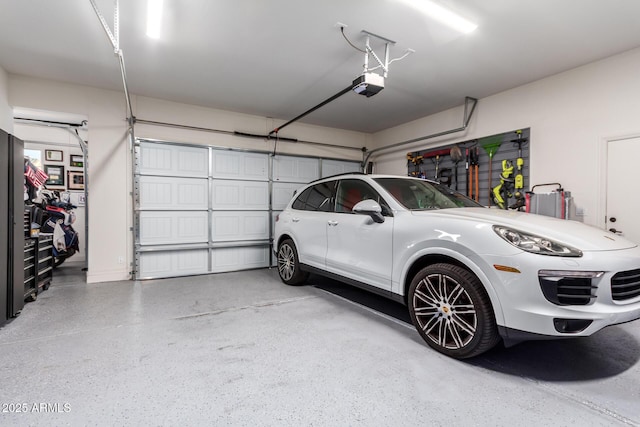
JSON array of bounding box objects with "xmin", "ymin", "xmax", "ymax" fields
[{"xmin": 406, "ymin": 128, "xmax": 530, "ymax": 208}]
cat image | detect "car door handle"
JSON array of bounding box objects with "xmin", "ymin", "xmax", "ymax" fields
[
  {"xmin": 292, "ymin": 217, "xmax": 300, "ymax": 223},
  {"xmin": 609, "ymin": 228, "xmax": 623, "ymax": 235},
  {"xmin": 328, "ymin": 220, "xmax": 338, "ymax": 226}
]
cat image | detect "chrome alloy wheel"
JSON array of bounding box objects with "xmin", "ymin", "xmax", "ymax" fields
[
  {"xmin": 412, "ymin": 273, "xmax": 478, "ymax": 350},
  {"xmin": 278, "ymin": 243, "xmax": 295, "ymax": 281}
]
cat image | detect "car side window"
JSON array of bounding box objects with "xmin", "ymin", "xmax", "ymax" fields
[
  {"xmin": 291, "ymin": 181, "xmax": 334, "ymax": 212},
  {"xmin": 291, "ymin": 188, "xmax": 309, "ymax": 210},
  {"xmin": 336, "ymin": 179, "xmax": 390, "ymax": 214}
]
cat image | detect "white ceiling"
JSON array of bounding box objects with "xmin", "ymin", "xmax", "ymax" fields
[{"xmin": 2, "ymin": 0, "xmax": 640, "ymax": 133}]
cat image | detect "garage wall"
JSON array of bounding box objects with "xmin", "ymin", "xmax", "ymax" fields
[
  {"xmin": 0, "ymin": 66, "xmax": 11, "ymax": 133},
  {"xmin": 371, "ymin": 46, "xmax": 640, "ymax": 229},
  {"xmin": 8, "ymin": 74, "xmax": 369, "ymax": 283},
  {"xmin": 9, "ymin": 77, "xmax": 128, "ymax": 284}
]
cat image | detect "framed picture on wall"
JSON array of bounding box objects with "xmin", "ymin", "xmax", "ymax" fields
[
  {"xmin": 44, "ymin": 165, "xmax": 65, "ymax": 186},
  {"xmin": 69, "ymin": 154, "xmax": 84, "ymax": 168},
  {"xmin": 45, "ymin": 149, "xmax": 63, "ymax": 162},
  {"xmin": 67, "ymin": 170, "xmax": 84, "ymax": 190}
]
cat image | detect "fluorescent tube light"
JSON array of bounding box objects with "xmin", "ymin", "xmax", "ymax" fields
[
  {"xmin": 399, "ymin": 0, "xmax": 477, "ymax": 34},
  {"xmin": 146, "ymin": 0, "xmax": 163, "ymax": 39}
]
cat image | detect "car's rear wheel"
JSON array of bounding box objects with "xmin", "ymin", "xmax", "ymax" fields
[
  {"xmin": 408, "ymin": 263, "xmax": 499, "ymax": 359},
  {"xmin": 277, "ymin": 239, "xmax": 309, "ymax": 285}
]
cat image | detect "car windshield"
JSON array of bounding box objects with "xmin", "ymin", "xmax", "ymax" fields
[{"xmin": 374, "ymin": 177, "xmax": 483, "ymax": 210}]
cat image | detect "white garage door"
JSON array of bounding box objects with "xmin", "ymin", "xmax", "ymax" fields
[
  {"xmin": 135, "ymin": 142, "xmax": 211, "ymax": 279},
  {"xmin": 210, "ymin": 150, "xmax": 270, "ymax": 273},
  {"xmin": 134, "ymin": 139, "xmax": 360, "ymax": 279}
]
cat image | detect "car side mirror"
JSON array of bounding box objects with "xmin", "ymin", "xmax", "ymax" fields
[{"xmin": 353, "ymin": 199, "xmax": 385, "ymax": 224}]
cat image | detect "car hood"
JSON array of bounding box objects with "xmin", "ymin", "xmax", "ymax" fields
[{"xmin": 411, "ymin": 207, "xmax": 637, "ymax": 251}]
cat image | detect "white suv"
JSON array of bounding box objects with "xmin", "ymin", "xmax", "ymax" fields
[{"xmin": 274, "ymin": 173, "xmax": 640, "ymax": 359}]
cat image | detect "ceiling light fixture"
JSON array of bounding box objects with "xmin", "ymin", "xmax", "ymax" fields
[
  {"xmin": 399, "ymin": 0, "xmax": 477, "ymax": 34},
  {"xmin": 146, "ymin": 0, "xmax": 163, "ymax": 39}
]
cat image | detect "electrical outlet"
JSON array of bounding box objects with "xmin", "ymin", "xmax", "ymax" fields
[{"xmin": 118, "ymin": 256, "xmax": 124, "ymax": 264}]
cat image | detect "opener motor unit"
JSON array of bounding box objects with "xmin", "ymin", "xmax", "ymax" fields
[{"xmin": 352, "ymin": 73, "xmax": 384, "ymax": 97}]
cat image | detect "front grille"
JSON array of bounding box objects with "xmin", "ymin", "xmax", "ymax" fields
[
  {"xmin": 539, "ymin": 277, "xmax": 595, "ymax": 306},
  {"xmin": 611, "ymin": 269, "xmax": 640, "ymax": 301}
]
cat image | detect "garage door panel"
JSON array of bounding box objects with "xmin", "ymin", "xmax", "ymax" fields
[
  {"xmin": 176, "ymin": 250, "xmax": 209, "ymax": 272},
  {"xmin": 212, "ymin": 211, "xmax": 269, "ymax": 241},
  {"xmin": 243, "ymin": 183, "xmax": 269, "ymax": 208},
  {"xmin": 272, "ymin": 156, "xmax": 319, "ymax": 183},
  {"xmin": 138, "ymin": 249, "xmax": 209, "ymax": 278},
  {"xmin": 138, "ymin": 179, "xmax": 171, "ymax": 207},
  {"xmin": 210, "ymin": 247, "xmax": 269, "ymax": 273},
  {"xmin": 138, "ymin": 252, "xmax": 172, "ymax": 277},
  {"xmin": 139, "ymin": 211, "xmax": 208, "ymax": 245},
  {"xmin": 272, "ymin": 182, "xmax": 303, "ymax": 210},
  {"xmin": 322, "ymin": 159, "xmax": 361, "ymax": 177},
  {"xmin": 212, "ymin": 150, "xmax": 268, "ymax": 181},
  {"xmin": 211, "ymin": 180, "xmax": 268, "ymax": 210},
  {"xmin": 177, "ymin": 181, "xmax": 209, "ymax": 207},
  {"xmin": 139, "ymin": 176, "xmax": 208, "ymax": 210},
  {"xmin": 139, "ymin": 142, "xmax": 208, "ymax": 177},
  {"xmin": 139, "ymin": 215, "xmax": 171, "ymax": 244}
]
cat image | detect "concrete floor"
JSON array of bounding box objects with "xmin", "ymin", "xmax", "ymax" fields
[{"xmin": 1, "ymin": 263, "xmax": 640, "ymax": 426}]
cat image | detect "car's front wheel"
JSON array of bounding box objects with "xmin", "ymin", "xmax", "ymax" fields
[
  {"xmin": 277, "ymin": 239, "xmax": 309, "ymax": 286},
  {"xmin": 408, "ymin": 263, "xmax": 500, "ymax": 359}
]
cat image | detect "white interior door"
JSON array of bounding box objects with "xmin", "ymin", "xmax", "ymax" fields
[{"xmin": 607, "ymin": 137, "xmax": 640, "ymax": 244}]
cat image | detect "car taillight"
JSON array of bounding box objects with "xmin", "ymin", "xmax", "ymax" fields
[{"xmin": 275, "ymin": 214, "xmax": 280, "ymax": 222}]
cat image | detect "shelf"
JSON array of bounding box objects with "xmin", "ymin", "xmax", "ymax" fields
[
  {"xmin": 38, "ymin": 255, "xmax": 53, "ymax": 264},
  {"xmin": 39, "ymin": 266, "xmax": 53, "ymax": 276},
  {"xmin": 23, "ymin": 233, "xmax": 55, "ymax": 303}
]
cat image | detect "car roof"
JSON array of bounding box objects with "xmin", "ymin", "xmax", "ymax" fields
[{"xmin": 308, "ymin": 173, "xmax": 438, "ymax": 185}]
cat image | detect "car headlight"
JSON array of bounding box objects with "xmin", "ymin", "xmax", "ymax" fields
[{"xmin": 492, "ymin": 226, "xmax": 582, "ymax": 257}]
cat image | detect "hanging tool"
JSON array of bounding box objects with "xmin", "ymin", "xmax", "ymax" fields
[
  {"xmin": 465, "ymin": 147, "xmax": 471, "ymax": 196},
  {"xmin": 469, "ymin": 146, "xmax": 480, "ymax": 202},
  {"xmin": 464, "ymin": 141, "xmax": 479, "ymax": 200},
  {"xmin": 432, "ymin": 155, "xmax": 441, "ymax": 180},
  {"xmin": 510, "ymin": 130, "xmax": 528, "ymax": 210},
  {"xmin": 406, "ymin": 152, "xmax": 423, "ymax": 177},
  {"xmin": 481, "ymin": 136, "xmax": 502, "ymax": 206},
  {"xmin": 492, "ymin": 159, "xmax": 515, "ymax": 209},
  {"xmin": 422, "ymin": 148, "xmax": 450, "ymax": 180},
  {"xmin": 450, "ymin": 145, "xmax": 463, "ymax": 191},
  {"xmin": 438, "ymin": 168, "xmax": 453, "ymax": 186}
]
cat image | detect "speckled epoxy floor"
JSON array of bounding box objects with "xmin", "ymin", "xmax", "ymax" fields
[{"xmin": 1, "ymin": 262, "xmax": 640, "ymax": 426}]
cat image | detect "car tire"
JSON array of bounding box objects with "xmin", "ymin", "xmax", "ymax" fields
[
  {"xmin": 277, "ymin": 239, "xmax": 309, "ymax": 286},
  {"xmin": 408, "ymin": 263, "xmax": 500, "ymax": 359}
]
